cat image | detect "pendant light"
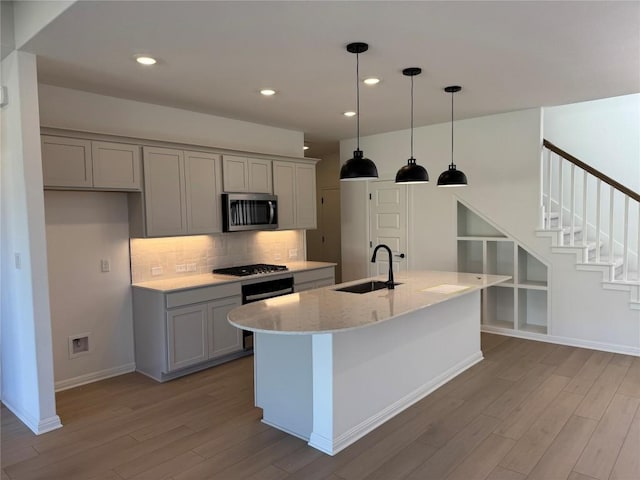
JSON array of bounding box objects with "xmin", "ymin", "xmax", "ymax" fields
[
  {"xmin": 340, "ymin": 42, "xmax": 379, "ymax": 181},
  {"xmin": 437, "ymin": 85, "xmax": 468, "ymax": 187},
  {"xmin": 395, "ymin": 67, "xmax": 429, "ymax": 184}
]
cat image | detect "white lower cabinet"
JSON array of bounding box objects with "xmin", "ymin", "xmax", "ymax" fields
[
  {"xmin": 293, "ymin": 267, "xmax": 335, "ymax": 292},
  {"xmin": 133, "ymin": 282, "xmax": 244, "ymax": 381},
  {"xmin": 167, "ymin": 304, "xmax": 208, "ymax": 371},
  {"xmin": 208, "ymin": 297, "xmax": 243, "ymax": 358}
]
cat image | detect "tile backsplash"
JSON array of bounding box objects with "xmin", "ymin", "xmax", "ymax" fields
[{"xmin": 130, "ymin": 230, "xmax": 305, "ymax": 283}]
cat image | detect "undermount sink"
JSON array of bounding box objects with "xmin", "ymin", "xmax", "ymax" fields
[{"xmin": 334, "ymin": 280, "xmax": 402, "ymax": 294}]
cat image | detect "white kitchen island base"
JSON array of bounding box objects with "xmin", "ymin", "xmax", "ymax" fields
[{"xmin": 254, "ymin": 290, "xmax": 482, "ymax": 455}]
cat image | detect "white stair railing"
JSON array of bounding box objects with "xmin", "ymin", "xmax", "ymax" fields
[{"xmin": 541, "ymin": 140, "xmax": 640, "ymax": 282}]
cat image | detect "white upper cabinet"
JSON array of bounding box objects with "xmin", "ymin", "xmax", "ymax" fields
[
  {"xmin": 222, "ymin": 155, "xmax": 272, "ymax": 193},
  {"xmin": 42, "ymin": 136, "xmax": 93, "ymax": 188},
  {"xmin": 42, "ymin": 135, "xmax": 141, "ymax": 190},
  {"xmin": 273, "ymin": 160, "xmax": 317, "ymax": 230},
  {"xmin": 91, "ymin": 141, "xmax": 141, "ymax": 190},
  {"xmin": 184, "ymin": 150, "xmax": 222, "ymax": 234},
  {"xmin": 133, "ymin": 146, "xmax": 222, "ymax": 237},
  {"xmin": 142, "ymin": 147, "xmax": 188, "ymax": 237}
]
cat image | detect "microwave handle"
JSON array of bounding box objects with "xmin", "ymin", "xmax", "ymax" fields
[{"xmin": 269, "ymin": 201, "xmax": 276, "ymax": 224}]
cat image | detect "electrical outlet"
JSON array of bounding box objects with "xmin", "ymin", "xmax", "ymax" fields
[
  {"xmin": 100, "ymin": 259, "xmax": 111, "ymax": 273},
  {"xmin": 288, "ymin": 248, "xmax": 298, "ymax": 259},
  {"xmin": 176, "ymin": 264, "xmax": 186, "ymax": 273},
  {"xmin": 187, "ymin": 263, "xmax": 197, "ymax": 272},
  {"xmin": 151, "ymin": 266, "xmax": 163, "ymax": 276},
  {"xmin": 14, "ymin": 253, "xmax": 21, "ymax": 269}
]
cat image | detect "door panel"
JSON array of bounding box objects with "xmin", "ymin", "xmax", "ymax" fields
[{"xmin": 369, "ymin": 180, "xmax": 408, "ymax": 277}]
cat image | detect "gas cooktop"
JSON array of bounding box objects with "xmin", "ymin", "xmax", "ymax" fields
[{"xmin": 212, "ymin": 263, "xmax": 289, "ymax": 277}]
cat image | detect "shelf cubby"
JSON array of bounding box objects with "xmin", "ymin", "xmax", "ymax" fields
[
  {"xmin": 517, "ymin": 246, "xmax": 548, "ymax": 288},
  {"xmin": 457, "ymin": 203, "xmax": 506, "ymax": 238},
  {"xmin": 518, "ymin": 288, "xmax": 548, "ymax": 334},
  {"xmin": 456, "ymin": 201, "xmax": 549, "ymax": 338},
  {"xmin": 457, "ymin": 240, "xmax": 484, "ymax": 274},
  {"xmin": 483, "ymin": 286, "xmax": 515, "ymax": 329}
]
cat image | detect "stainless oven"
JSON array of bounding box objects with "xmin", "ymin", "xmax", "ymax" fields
[
  {"xmin": 214, "ymin": 264, "xmax": 294, "ymax": 350},
  {"xmin": 240, "ymin": 275, "xmax": 294, "ymax": 349},
  {"xmin": 222, "ymin": 193, "xmax": 278, "ymax": 232}
]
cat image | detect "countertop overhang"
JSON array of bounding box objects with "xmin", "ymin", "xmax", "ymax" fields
[{"xmin": 228, "ymin": 270, "xmax": 510, "ymax": 335}]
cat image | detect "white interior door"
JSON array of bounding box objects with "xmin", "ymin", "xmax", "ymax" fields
[{"xmin": 369, "ymin": 180, "xmax": 408, "ymax": 277}]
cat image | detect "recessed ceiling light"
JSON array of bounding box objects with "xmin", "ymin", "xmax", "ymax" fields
[
  {"xmin": 260, "ymin": 89, "xmax": 276, "ymax": 96},
  {"xmin": 303, "ymin": 146, "xmax": 310, "ymax": 151},
  {"xmin": 135, "ymin": 56, "xmax": 157, "ymax": 66},
  {"xmin": 343, "ymin": 111, "xmax": 356, "ymax": 117},
  {"xmin": 363, "ymin": 77, "xmax": 380, "ymax": 85}
]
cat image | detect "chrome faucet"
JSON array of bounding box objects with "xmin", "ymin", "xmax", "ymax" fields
[{"xmin": 371, "ymin": 244, "xmax": 395, "ymax": 289}]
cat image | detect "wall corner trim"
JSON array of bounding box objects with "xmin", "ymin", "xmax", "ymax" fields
[{"xmin": 1, "ymin": 398, "xmax": 63, "ymax": 435}]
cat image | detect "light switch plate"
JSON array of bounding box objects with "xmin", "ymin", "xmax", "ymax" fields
[{"xmin": 100, "ymin": 259, "xmax": 111, "ymax": 272}]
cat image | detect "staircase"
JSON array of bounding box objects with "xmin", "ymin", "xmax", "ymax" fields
[{"xmin": 536, "ymin": 140, "xmax": 640, "ymax": 310}]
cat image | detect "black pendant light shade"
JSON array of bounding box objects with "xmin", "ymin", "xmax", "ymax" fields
[
  {"xmin": 438, "ymin": 85, "xmax": 468, "ymax": 187},
  {"xmin": 340, "ymin": 42, "xmax": 379, "ymax": 181},
  {"xmin": 340, "ymin": 149, "xmax": 378, "ymax": 180},
  {"xmin": 395, "ymin": 67, "xmax": 429, "ymax": 184}
]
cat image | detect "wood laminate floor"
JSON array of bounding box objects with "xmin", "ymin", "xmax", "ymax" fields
[{"xmin": 2, "ymin": 334, "xmax": 639, "ymax": 480}]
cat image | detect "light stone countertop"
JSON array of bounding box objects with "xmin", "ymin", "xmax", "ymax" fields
[
  {"xmin": 131, "ymin": 261, "xmax": 336, "ymax": 293},
  {"xmin": 228, "ymin": 270, "xmax": 510, "ymax": 335}
]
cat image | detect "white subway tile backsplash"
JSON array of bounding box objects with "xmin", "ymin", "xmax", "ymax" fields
[{"xmin": 130, "ymin": 231, "xmax": 304, "ymax": 283}]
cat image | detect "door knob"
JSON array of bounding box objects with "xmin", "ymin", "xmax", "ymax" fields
[{"xmin": 395, "ymin": 253, "xmax": 405, "ymax": 259}]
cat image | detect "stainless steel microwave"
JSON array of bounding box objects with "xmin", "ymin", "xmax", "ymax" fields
[{"xmin": 222, "ymin": 193, "xmax": 278, "ymax": 232}]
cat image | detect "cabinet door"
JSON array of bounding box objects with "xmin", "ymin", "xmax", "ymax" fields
[
  {"xmin": 92, "ymin": 141, "xmax": 141, "ymax": 190},
  {"xmin": 208, "ymin": 296, "xmax": 243, "ymax": 358},
  {"xmin": 273, "ymin": 161, "xmax": 296, "ymax": 229},
  {"xmin": 185, "ymin": 151, "xmax": 222, "ymax": 234},
  {"xmin": 143, "ymin": 147, "xmax": 187, "ymax": 237},
  {"xmin": 166, "ymin": 304, "xmax": 208, "ymax": 372},
  {"xmin": 248, "ymin": 158, "xmax": 273, "ymax": 193},
  {"xmin": 41, "ymin": 136, "xmax": 92, "ymax": 188},
  {"xmin": 222, "ymin": 155, "xmax": 249, "ymax": 192},
  {"xmin": 295, "ymin": 163, "xmax": 317, "ymax": 229}
]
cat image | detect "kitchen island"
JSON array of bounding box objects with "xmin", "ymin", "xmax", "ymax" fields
[{"xmin": 228, "ymin": 270, "xmax": 510, "ymax": 455}]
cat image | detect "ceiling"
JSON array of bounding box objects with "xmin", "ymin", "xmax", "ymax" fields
[{"xmin": 20, "ymin": 1, "xmax": 640, "ymax": 154}]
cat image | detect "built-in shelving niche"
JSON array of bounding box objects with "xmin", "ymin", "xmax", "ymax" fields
[{"xmin": 457, "ymin": 202, "xmax": 549, "ymax": 336}]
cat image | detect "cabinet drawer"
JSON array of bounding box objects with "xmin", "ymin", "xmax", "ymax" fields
[
  {"xmin": 166, "ymin": 282, "xmax": 241, "ymax": 308},
  {"xmin": 294, "ymin": 267, "xmax": 334, "ymax": 285}
]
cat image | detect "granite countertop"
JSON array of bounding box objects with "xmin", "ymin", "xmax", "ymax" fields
[
  {"xmin": 131, "ymin": 261, "xmax": 337, "ymax": 293},
  {"xmin": 228, "ymin": 270, "xmax": 510, "ymax": 335}
]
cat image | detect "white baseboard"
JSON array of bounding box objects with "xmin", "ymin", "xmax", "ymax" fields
[
  {"xmin": 54, "ymin": 363, "xmax": 136, "ymax": 392},
  {"xmin": 310, "ymin": 351, "xmax": 483, "ymax": 456},
  {"xmin": 481, "ymin": 327, "xmax": 640, "ymax": 356},
  {"xmin": 1, "ymin": 398, "xmax": 62, "ymax": 435}
]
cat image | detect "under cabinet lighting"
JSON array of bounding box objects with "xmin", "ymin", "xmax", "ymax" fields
[
  {"xmin": 343, "ymin": 111, "xmax": 356, "ymax": 117},
  {"xmin": 260, "ymin": 89, "xmax": 276, "ymax": 96},
  {"xmin": 363, "ymin": 77, "xmax": 380, "ymax": 85}
]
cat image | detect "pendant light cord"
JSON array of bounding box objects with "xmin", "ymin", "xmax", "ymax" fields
[
  {"xmin": 450, "ymin": 90, "xmax": 454, "ymax": 167},
  {"xmin": 356, "ymin": 51, "xmax": 360, "ymax": 151},
  {"xmin": 410, "ymin": 75, "xmax": 414, "ymax": 159}
]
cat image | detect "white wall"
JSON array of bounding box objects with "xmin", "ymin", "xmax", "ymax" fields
[
  {"xmin": 44, "ymin": 191, "xmax": 135, "ymax": 390},
  {"xmin": 341, "ymin": 107, "xmax": 639, "ymax": 352},
  {"xmin": 544, "ymin": 94, "xmax": 640, "ymax": 192},
  {"xmin": 1, "ymin": 51, "xmax": 61, "ymax": 433},
  {"xmin": 38, "ymin": 84, "xmax": 304, "ymax": 157},
  {"xmin": 11, "ymin": 0, "xmax": 74, "ymax": 50}
]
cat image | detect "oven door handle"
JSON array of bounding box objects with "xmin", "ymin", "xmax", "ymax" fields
[{"xmin": 245, "ymin": 288, "xmax": 293, "ymax": 302}]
